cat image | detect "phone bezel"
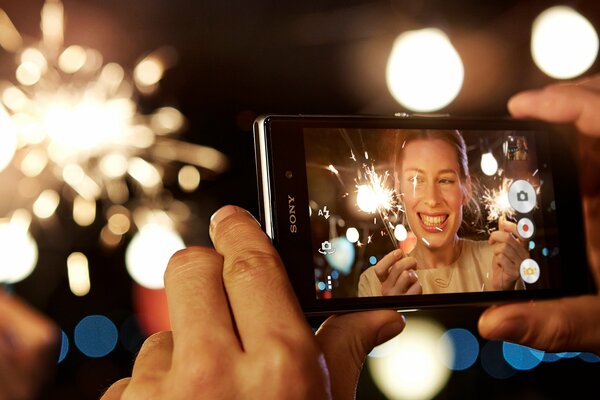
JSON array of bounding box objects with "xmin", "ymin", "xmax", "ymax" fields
[{"xmin": 254, "ymin": 114, "xmax": 594, "ymax": 316}]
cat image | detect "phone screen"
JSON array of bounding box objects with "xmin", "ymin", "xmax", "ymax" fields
[{"xmin": 303, "ymin": 127, "xmax": 561, "ymax": 299}]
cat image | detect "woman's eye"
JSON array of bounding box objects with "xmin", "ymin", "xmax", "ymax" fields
[
  {"xmin": 439, "ymin": 178, "xmax": 455, "ymax": 184},
  {"xmin": 408, "ymin": 176, "xmax": 424, "ymax": 184}
]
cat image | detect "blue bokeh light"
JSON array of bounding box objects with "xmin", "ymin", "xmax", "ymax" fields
[
  {"xmin": 317, "ymin": 281, "xmax": 326, "ymax": 291},
  {"xmin": 502, "ymin": 342, "xmax": 544, "ymax": 370},
  {"xmin": 369, "ymin": 256, "xmax": 377, "ymax": 265},
  {"xmin": 74, "ymin": 315, "xmax": 118, "ymax": 358},
  {"xmin": 441, "ymin": 328, "xmax": 479, "ymax": 370},
  {"xmin": 579, "ymin": 352, "xmax": 600, "ymax": 363},
  {"xmin": 542, "ymin": 352, "xmax": 562, "ymax": 362},
  {"xmin": 542, "ymin": 247, "xmax": 549, "ymax": 256},
  {"xmin": 324, "ymin": 237, "xmax": 355, "ymax": 275},
  {"xmin": 481, "ymin": 341, "xmax": 516, "ymax": 379},
  {"xmin": 58, "ymin": 330, "xmax": 69, "ymax": 363},
  {"xmin": 529, "ymin": 241, "xmax": 535, "ymax": 250}
]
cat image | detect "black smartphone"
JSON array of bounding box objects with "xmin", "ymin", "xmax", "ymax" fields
[{"xmin": 254, "ymin": 114, "xmax": 594, "ymax": 316}]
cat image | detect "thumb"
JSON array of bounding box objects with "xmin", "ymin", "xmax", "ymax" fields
[
  {"xmin": 478, "ymin": 295, "xmax": 600, "ymax": 355},
  {"xmin": 315, "ymin": 310, "xmax": 405, "ymax": 399}
]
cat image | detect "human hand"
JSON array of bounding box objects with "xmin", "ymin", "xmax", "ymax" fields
[
  {"xmin": 479, "ymin": 74, "xmax": 600, "ymax": 355},
  {"xmin": 0, "ymin": 289, "xmax": 59, "ymax": 400},
  {"xmin": 488, "ymin": 216, "xmax": 528, "ymax": 290},
  {"xmin": 373, "ymin": 249, "xmax": 422, "ymax": 296},
  {"xmin": 101, "ymin": 205, "xmax": 406, "ymax": 399}
]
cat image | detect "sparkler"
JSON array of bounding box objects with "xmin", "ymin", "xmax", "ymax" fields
[{"xmin": 0, "ymin": 1, "xmax": 228, "ymax": 289}]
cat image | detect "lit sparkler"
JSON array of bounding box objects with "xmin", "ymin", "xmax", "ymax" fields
[{"xmin": 0, "ymin": 1, "xmax": 228, "ymax": 289}]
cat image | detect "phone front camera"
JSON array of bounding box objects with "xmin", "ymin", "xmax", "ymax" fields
[{"xmin": 285, "ymin": 170, "xmax": 293, "ymax": 179}]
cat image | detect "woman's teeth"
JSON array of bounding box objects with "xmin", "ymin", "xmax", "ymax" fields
[{"xmin": 420, "ymin": 214, "xmax": 447, "ymax": 226}]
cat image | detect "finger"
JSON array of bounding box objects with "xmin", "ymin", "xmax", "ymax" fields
[
  {"xmin": 489, "ymin": 231, "xmax": 529, "ymax": 261},
  {"xmin": 405, "ymin": 279, "xmax": 423, "ymax": 295},
  {"xmin": 373, "ymin": 249, "xmax": 404, "ymax": 282},
  {"xmin": 508, "ymin": 84, "xmax": 600, "ymax": 137},
  {"xmin": 493, "ymin": 253, "xmax": 521, "ymax": 283},
  {"xmin": 131, "ymin": 331, "xmax": 173, "ymax": 380},
  {"xmin": 209, "ymin": 205, "xmax": 312, "ymax": 350},
  {"xmin": 163, "ymin": 247, "xmax": 240, "ymax": 359},
  {"xmin": 381, "ymin": 259, "xmax": 416, "ymax": 295},
  {"xmin": 389, "ymin": 270, "xmax": 419, "ymax": 296},
  {"xmin": 100, "ymin": 378, "xmax": 130, "ymax": 400},
  {"xmin": 315, "ymin": 310, "xmax": 406, "ymax": 399},
  {"xmin": 498, "ymin": 216, "xmax": 518, "ymax": 236},
  {"xmin": 478, "ymin": 295, "xmax": 600, "ymax": 354}
]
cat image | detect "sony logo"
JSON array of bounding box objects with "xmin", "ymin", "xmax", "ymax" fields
[{"xmin": 288, "ymin": 195, "xmax": 297, "ymax": 233}]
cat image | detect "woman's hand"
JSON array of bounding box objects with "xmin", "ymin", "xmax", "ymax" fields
[
  {"xmin": 488, "ymin": 216, "xmax": 529, "ymax": 290},
  {"xmin": 373, "ymin": 249, "xmax": 422, "ymax": 296}
]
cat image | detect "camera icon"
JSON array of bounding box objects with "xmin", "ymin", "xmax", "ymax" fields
[
  {"xmin": 508, "ymin": 180, "xmax": 536, "ymax": 213},
  {"xmin": 516, "ymin": 190, "xmax": 529, "ymax": 202}
]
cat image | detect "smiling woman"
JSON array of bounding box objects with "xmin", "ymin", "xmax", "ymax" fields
[{"xmin": 358, "ymin": 129, "xmax": 528, "ymax": 296}]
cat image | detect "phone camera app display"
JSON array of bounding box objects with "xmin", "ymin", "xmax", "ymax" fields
[{"xmin": 304, "ymin": 128, "xmax": 559, "ymax": 300}]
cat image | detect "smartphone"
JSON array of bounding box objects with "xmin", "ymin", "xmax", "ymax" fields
[{"xmin": 254, "ymin": 114, "xmax": 594, "ymax": 316}]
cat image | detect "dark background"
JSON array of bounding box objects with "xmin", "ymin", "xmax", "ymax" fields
[{"xmin": 2, "ymin": 0, "xmax": 600, "ymax": 398}]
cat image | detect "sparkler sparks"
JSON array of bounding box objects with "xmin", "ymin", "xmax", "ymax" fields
[
  {"xmin": 482, "ymin": 184, "xmax": 515, "ymax": 224},
  {"xmin": 0, "ymin": 1, "xmax": 228, "ymax": 289}
]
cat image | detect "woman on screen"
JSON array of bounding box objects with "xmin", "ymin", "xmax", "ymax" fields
[{"xmin": 358, "ymin": 130, "xmax": 528, "ymax": 296}]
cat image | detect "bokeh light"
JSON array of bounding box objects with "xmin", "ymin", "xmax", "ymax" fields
[
  {"xmin": 480, "ymin": 341, "xmax": 516, "ymax": 379},
  {"xmin": 368, "ymin": 317, "xmax": 452, "ymax": 400},
  {"xmin": 125, "ymin": 222, "xmax": 185, "ymax": 289},
  {"xmin": 58, "ymin": 330, "xmax": 69, "ymax": 363},
  {"xmin": 323, "ymin": 236, "xmax": 355, "ymax": 275},
  {"xmin": 74, "ymin": 315, "xmax": 118, "ymax": 358},
  {"xmin": 386, "ymin": 28, "xmax": 464, "ymax": 112},
  {"xmin": 0, "ymin": 211, "xmax": 38, "ymax": 284},
  {"xmin": 439, "ymin": 328, "xmax": 479, "ymax": 371},
  {"xmin": 531, "ymin": 6, "xmax": 598, "ymax": 79},
  {"xmin": 345, "ymin": 226, "xmax": 360, "ymax": 243},
  {"xmin": 502, "ymin": 342, "xmax": 544, "ymax": 370}
]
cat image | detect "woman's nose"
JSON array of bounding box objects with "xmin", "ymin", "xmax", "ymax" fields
[{"xmin": 423, "ymin": 183, "xmax": 440, "ymax": 207}]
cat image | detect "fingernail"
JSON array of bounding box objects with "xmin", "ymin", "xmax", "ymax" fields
[
  {"xmin": 209, "ymin": 206, "xmax": 260, "ymax": 236},
  {"xmin": 210, "ymin": 205, "xmax": 242, "ymax": 229},
  {"xmin": 376, "ymin": 316, "xmax": 406, "ymax": 345},
  {"xmin": 408, "ymin": 270, "xmax": 418, "ymax": 280}
]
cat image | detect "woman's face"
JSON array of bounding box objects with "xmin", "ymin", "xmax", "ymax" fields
[{"xmin": 399, "ymin": 139, "xmax": 470, "ymax": 251}]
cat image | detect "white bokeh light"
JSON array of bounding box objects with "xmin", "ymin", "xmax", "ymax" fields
[
  {"xmin": 531, "ymin": 6, "xmax": 599, "ymax": 79},
  {"xmin": 125, "ymin": 223, "xmax": 185, "ymax": 289},
  {"xmin": 0, "ymin": 104, "xmax": 17, "ymax": 172},
  {"xmin": 386, "ymin": 28, "xmax": 464, "ymax": 112},
  {"xmin": 480, "ymin": 152, "xmax": 498, "ymax": 176},
  {"xmin": 394, "ymin": 224, "xmax": 408, "ymax": 242},
  {"xmin": 345, "ymin": 227, "xmax": 360, "ymax": 243},
  {"xmin": 368, "ymin": 317, "xmax": 452, "ymax": 400},
  {"xmin": 0, "ymin": 212, "xmax": 38, "ymax": 284}
]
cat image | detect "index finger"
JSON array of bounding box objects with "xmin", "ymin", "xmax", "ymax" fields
[
  {"xmin": 372, "ymin": 249, "xmax": 405, "ymax": 282},
  {"xmin": 508, "ymin": 83, "xmax": 600, "ymax": 137},
  {"xmin": 209, "ymin": 205, "xmax": 312, "ymax": 351}
]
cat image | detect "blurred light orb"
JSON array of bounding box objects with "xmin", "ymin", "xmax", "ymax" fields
[
  {"xmin": 386, "ymin": 28, "xmax": 464, "ymax": 112},
  {"xmin": 345, "ymin": 227, "xmax": 360, "ymax": 243},
  {"xmin": 368, "ymin": 317, "xmax": 452, "ymax": 400},
  {"xmin": 531, "ymin": 6, "xmax": 599, "ymax": 79},
  {"xmin": 125, "ymin": 223, "xmax": 185, "ymax": 289},
  {"xmin": 480, "ymin": 152, "xmax": 498, "ymax": 176},
  {"xmin": 394, "ymin": 224, "xmax": 408, "ymax": 242},
  {"xmin": 324, "ymin": 236, "xmax": 355, "ymax": 275},
  {"xmin": 0, "ymin": 105, "xmax": 17, "ymax": 172},
  {"xmin": 0, "ymin": 219, "xmax": 38, "ymax": 283},
  {"xmin": 74, "ymin": 315, "xmax": 118, "ymax": 358}
]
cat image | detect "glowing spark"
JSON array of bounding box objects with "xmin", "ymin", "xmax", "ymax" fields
[
  {"xmin": 422, "ymin": 237, "xmax": 430, "ymax": 246},
  {"xmin": 482, "ymin": 185, "xmax": 515, "ymax": 224},
  {"xmin": 532, "ymin": 169, "xmax": 539, "ymax": 176},
  {"xmin": 350, "ymin": 150, "xmax": 356, "ymax": 161},
  {"xmin": 0, "ymin": 1, "xmax": 228, "ymax": 286},
  {"xmin": 327, "ymin": 164, "xmax": 339, "ymax": 174}
]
